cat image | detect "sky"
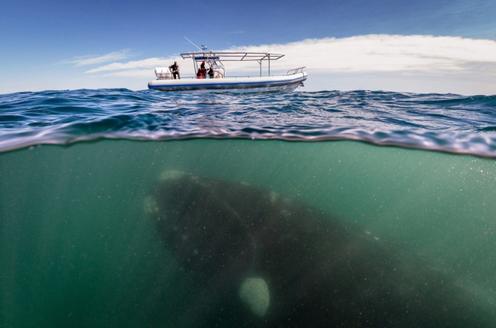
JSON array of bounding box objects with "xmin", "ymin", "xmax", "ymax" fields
[{"xmin": 1, "ymin": 0, "xmax": 496, "ymax": 94}]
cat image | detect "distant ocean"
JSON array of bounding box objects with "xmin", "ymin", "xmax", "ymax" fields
[{"xmin": 1, "ymin": 89, "xmax": 496, "ymax": 327}]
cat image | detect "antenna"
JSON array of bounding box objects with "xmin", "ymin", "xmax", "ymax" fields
[{"xmin": 184, "ymin": 37, "xmax": 203, "ymax": 51}]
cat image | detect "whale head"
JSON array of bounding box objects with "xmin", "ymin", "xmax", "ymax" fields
[{"xmin": 148, "ymin": 170, "xmax": 255, "ymax": 279}]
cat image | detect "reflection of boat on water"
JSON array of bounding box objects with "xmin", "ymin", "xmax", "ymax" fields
[{"xmin": 148, "ymin": 51, "xmax": 307, "ymax": 92}]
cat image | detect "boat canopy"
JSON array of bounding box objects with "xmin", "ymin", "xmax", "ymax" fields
[
  {"xmin": 180, "ymin": 51, "xmax": 285, "ymax": 62},
  {"xmin": 180, "ymin": 51, "xmax": 285, "ymax": 77}
]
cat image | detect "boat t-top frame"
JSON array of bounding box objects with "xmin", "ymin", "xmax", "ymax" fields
[{"xmin": 180, "ymin": 51, "xmax": 285, "ymax": 77}]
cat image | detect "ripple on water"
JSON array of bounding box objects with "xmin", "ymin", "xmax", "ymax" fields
[{"xmin": 0, "ymin": 89, "xmax": 496, "ymax": 156}]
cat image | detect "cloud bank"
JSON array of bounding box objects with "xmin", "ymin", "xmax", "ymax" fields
[
  {"xmin": 85, "ymin": 56, "xmax": 174, "ymax": 74},
  {"xmin": 47, "ymin": 35, "xmax": 496, "ymax": 95},
  {"xmin": 68, "ymin": 49, "xmax": 130, "ymax": 66},
  {"xmin": 236, "ymin": 35, "xmax": 496, "ymax": 73},
  {"xmin": 82, "ymin": 35, "xmax": 496, "ymax": 77}
]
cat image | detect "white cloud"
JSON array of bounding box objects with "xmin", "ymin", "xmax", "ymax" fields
[
  {"xmin": 6, "ymin": 35, "xmax": 491, "ymax": 94},
  {"xmin": 230, "ymin": 35, "xmax": 496, "ymax": 73},
  {"xmin": 85, "ymin": 57, "xmax": 174, "ymax": 74},
  {"xmin": 68, "ymin": 49, "xmax": 130, "ymax": 66},
  {"xmin": 86, "ymin": 35, "xmax": 496, "ymax": 78},
  {"xmin": 103, "ymin": 69, "xmax": 156, "ymax": 78}
]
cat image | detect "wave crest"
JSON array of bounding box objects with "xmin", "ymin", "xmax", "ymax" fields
[{"xmin": 1, "ymin": 89, "xmax": 496, "ymax": 157}]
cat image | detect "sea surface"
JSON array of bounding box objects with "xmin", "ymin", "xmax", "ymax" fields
[
  {"xmin": 1, "ymin": 89, "xmax": 496, "ymax": 327},
  {"xmin": 1, "ymin": 89, "xmax": 496, "ymax": 156}
]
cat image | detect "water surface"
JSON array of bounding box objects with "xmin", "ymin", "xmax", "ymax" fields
[{"xmin": 1, "ymin": 89, "xmax": 496, "ymax": 156}]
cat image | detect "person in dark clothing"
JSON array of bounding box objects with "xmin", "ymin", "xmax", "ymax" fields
[
  {"xmin": 197, "ymin": 61, "xmax": 207, "ymax": 79},
  {"xmin": 208, "ymin": 66, "xmax": 215, "ymax": 79},
  {"xmin": 169, "ymin": 61, "xmax": 180, "ymax": 79}
]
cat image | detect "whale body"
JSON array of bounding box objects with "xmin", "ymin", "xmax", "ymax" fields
[{"xmin": 146, "ymin": 170, "xmax": 490, "ymax": 327}]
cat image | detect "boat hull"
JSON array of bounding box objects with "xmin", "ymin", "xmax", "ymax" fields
[{"xmin": 148, "ymin": 73, "xmax": 307, "ymax": 92}]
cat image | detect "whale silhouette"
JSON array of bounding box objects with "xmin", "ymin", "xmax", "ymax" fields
[{"xmin": 145, "ymin": 170, "xmax": 490, "ymax": 328}]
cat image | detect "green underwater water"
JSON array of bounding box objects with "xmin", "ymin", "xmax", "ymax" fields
[{"xmin": 1, "ymin": 139, "xmax": 496, "ymax": 327}]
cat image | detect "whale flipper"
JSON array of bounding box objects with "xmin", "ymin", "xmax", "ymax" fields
[{"xmin": 239, "ymin": 277, "xmax": 270, "ymax": 318}]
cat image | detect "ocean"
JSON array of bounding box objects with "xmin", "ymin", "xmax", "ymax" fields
[{"xmin": 1, "ymin": 89, "xmax": 496, "ymax": 327}]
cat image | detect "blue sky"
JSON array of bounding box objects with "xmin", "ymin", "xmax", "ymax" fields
[{"xmin": 1, "ymin": 0, "xmax": 496, "ymax": 94}]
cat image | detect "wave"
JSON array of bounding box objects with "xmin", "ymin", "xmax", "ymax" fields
[{"xmin": 1, "ymin": 88, "xmax": 496, "ymax": 157}]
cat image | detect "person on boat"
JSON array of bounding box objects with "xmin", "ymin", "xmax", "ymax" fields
[
  {"xmin": 169, "ymin": 61, "xmax": 180, "ymax": 79},
  {"xmin": 197, "ymin": 61, "xmax": 207, "ymax": 79},
  {"xmin": 208, "ymin": 66, "xmax": 215, "ymax": 79}
]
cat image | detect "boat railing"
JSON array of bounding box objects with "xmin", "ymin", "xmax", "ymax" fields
[{"xmin": 287, "ymin": 67, "xmax": 306, "ymax": 75}]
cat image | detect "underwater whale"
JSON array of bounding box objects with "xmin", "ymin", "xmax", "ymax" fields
[{"xmin": 145, "ymin": 170, "xmax": 490, "ymax": 328}]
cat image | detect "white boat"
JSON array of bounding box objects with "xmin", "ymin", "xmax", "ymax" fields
[{"xmin": 148, "ymin": 51, "xmax": 307, "ymax": 92}]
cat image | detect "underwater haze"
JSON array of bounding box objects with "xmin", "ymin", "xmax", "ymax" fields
[{"xmin": 1, "ymin": 89, "xmax": 496, "ymax": 327}]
